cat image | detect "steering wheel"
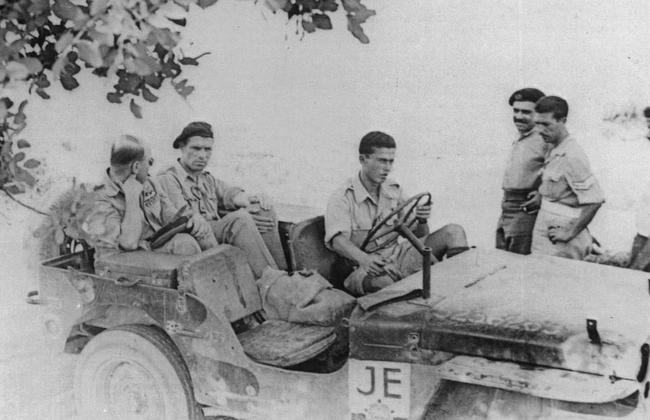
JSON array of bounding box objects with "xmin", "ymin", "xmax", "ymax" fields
[{"xmin": 360, "ymin": 192, "xmax": 431, "ymax": 252}]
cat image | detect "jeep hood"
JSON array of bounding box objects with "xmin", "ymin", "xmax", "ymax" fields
[{"xmin": 351, "ymin": 248, "xmax": 650, "ymax": 380}]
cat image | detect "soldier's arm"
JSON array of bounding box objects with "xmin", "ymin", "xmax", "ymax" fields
[
  {"xmin": 563, "ymin": 152, "xmax": 605, "ymax": 240},
  {"xmin": 326, "ymin": 193, "xmax": 385, "ymax": 276},
  {"xmin": 331, "ymin": 234, "xmax": 386, "ymax": 277},
  {"xmin": 565, "ymin": 202, "xmax": 601, "ymax": 239},
  {"xmin": 401, "ymin": 188, "xmax": 429, "ymax": 238},
  {"xmin": 118, "ymin": 177, "xmax": 145, "ymax": 250}
]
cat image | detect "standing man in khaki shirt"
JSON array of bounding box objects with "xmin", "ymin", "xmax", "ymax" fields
[
  {"xmin": 156, "ymin": 122, "xmax": 283, "ymax": 277},
  {"xmin": 497, "ymin": 88, "xmax": 549, "ymax": 254},
  {"xmin": 530, "ymin": 96, "xmax": 605, "ymax": 260},
  {"xmin": 325, "ymin": 131, "xmax": 469, "ymax": 296}
]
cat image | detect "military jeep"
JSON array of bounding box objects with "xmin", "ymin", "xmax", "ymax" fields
[{"xmin": 32, "ymin": 201, "xmax": 650, "ymax": 419}]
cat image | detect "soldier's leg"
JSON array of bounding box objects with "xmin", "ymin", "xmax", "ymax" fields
[
  {"xmin": 425, "ymin": 223, "xmax": 469, "ymax": 260},
  {"xmin": 343, "ymin": 266, "xmax": 393, "ymax": 296},
  {"xmin": 252, "ymin": 207, "xmax": 288, "ymax": 271},
  {"xmin": 507, "ymin": 233, "xmax": 533, "ymax": 255},
  {"xmin": 157, "ymin": 233, "xmax": 201, "ymax": 256},
  {"xmin": 496, "ymin": 214, "xmax": 507, "ymax": 250},
  {"xmin": 496, "ymin": 226, "xmax": 507, "ymax": 250},
  {"xmin": 210, "ymin": 209, "xmax": 278, "ymax": 278}
]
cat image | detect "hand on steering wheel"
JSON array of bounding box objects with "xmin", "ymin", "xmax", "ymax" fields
[{"xmin": 360, "ymin": 192, "xmax": 432, "ymax": 252}]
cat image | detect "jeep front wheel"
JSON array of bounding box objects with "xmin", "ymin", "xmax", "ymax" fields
[{"xmin": 73, "ymin": 324, "xmax": 203, "ymax": 420}]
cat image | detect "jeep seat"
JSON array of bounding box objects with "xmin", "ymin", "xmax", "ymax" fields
[
  {"xmin": 283, "ymin": 216, "xmax": 353, "ymax": 289},
  {"xmin": 182, "ymin": 245, "xmax": 337, "ymax": 368}
]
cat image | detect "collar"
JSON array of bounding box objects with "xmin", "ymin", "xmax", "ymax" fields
[
  {"xmin": 548, "ymin": 135, "xmax": 575, "ymax": 158},
  {"xmin": 348, "ymin": 172, "xmax": 399, "ymax": 205},
  {"xmin": 100, "ymin": 168, "xmax": 122, "ymax": 197},
  {"xmin": 517, "ymin": 128, "xmax": 536, "ymax": 142},
  {"xmin": 174, "ymin": 158, "xmax": 210, "ymax": 182}
]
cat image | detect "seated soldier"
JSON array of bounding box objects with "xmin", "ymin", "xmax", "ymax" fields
[
  {"xmin": 156, "ymin": 121, "xmax": 283, "ymax": 278},
  {"xmin": 325, "ymin": 131, "xmax": 470, "ymax": 296},
  {"xmin": 82, "ymin": 135, "xmax": 214, "ymax": 258}
]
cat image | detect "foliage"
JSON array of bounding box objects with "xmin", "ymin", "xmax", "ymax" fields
[
  {"xmin": 33, "ymin": 181, "xmax": 99, "ymax": 258},
  {"xmin": 265, "ymin": 0, "xmax": 375, "ymax": 43},
  {"xmin": 0, "ymin": 96, "xmax": 37, "ymax": 190},
  {"xmin": 0, "ymin": 0, "xmax": 374, "ymax": 189}
]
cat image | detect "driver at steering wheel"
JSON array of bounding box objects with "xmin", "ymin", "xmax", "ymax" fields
[{"xmin": 325, "ymin": 131, "xmax": 469, "ymax": 296}]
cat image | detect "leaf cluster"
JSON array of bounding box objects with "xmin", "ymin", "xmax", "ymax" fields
[
  {"xmin": 265, "ymin": 0, "xmax": 375, "ymax": 43},
  {"xmin": 1, "ymin": 0, "xmax": 216, "ymax": 118},
  {"xmin": 0, "ymin": 98, "xmax": 39, "ymax": 189},
  {"xmin": 0, "ymin": 0, "xmax": 374, "ymax": 189}
]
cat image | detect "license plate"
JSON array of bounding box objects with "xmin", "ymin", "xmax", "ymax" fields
[{"xmin": 349, "ymin": 359, "xmax": 411, "ymax": 420}]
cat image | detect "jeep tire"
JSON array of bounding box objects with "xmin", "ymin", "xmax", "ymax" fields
[{"xmin": 73, "ymin": 324, "xmax": 203, "ymax": 420}]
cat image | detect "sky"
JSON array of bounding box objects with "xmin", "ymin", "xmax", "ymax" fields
[{"xmin": 4, "ymin": 0, "xmax": 650, "ymax": 249}]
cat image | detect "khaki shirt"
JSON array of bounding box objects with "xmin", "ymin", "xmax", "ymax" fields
[
  {"xmin": 502, "ymin": 130, "xmax": 549, "ymax": 191},
  {"xmin": 539, "ymin": 137, "xmax": 605, "ymax": 207},
  {"xmin": 325, "ymin": 173, "xmax": 407, "ymax": 251},
  {"xmin": 82, "ymin": 170, "xmax": 180, "ymax": 251},
  {"xmin": 156, "ymin": 159, "xmax": 243, "ymax": 221}
]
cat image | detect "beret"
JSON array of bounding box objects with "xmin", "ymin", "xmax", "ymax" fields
[
  {"xmin": 508, "ymin": 88, "xmax": 545, "ymax": 106},
  {"xmin": 643, "ymin": 107, "xmax": 650, "ymax": 118},
  {"xmin": 173, "ymin": 121, "xmax": 214, "ymax": 149}
]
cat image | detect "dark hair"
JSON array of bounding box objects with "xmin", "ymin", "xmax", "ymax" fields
[
  {"xmin": 173, "ymin": 121, "xmax": 214, "ymax": 149},
  {"xmin": 643, "ymin": 107, "xmax": 650, "ymax": 118},
  {"xmin": 110, "ymin": 135, "xmax": 145, "ymax": 166},
  {"xmin": 535, "ymin": 96, "xmax": 569, "ymax": 120},
  {"xmin": 359, "ymin": 131, "xmax": 396, "ymax": 155},
  {"xmin": 508, "ymin": 88, "xmax": 545, "ymax": 106}
]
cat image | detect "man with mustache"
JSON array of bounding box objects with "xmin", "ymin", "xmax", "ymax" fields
[
  {"xmin": 325, "ymin": 131, "xmax": 469, "ymax": 296},
  {"xmin": 496, "ymin": 88, "xmax": 549, "ymax": 255},
  {"xmin": 156, "ymin": 121, "xmax": 283, "ymax": 278},
  {"xmin": 82, "ymin": 134, "xmax": 209, "ymax": 258},
  {"xmin": 530, "ymin": 96, "xmax": 605, "ymax": 260}
]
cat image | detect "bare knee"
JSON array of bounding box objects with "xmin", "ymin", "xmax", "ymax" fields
[
  {"xmin": 442, "ymin": 223, "xmax": 467, "ymax": 243},
  {"xmin": 169, "ymin": 233, "xmax": 201, "ymax": 255}
]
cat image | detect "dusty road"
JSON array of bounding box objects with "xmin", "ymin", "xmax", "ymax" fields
[{"xmin": 0, "ymin": 200, "xmax": 78, "ymax": 420}]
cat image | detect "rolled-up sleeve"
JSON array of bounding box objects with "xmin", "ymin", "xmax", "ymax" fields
[
  {"xmin": 325, "ymin": 192, "xmax": 352, "ymax": 247},
  {"xmin": 566, "ymin": 155, "xmax": 605, "ymax": 205},
  {"xmin": 82, "ymin": 200, "xmax": 121, "ymax": 249}
]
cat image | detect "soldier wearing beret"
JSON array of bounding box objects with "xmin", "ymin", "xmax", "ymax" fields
[
  {"xmin": 496, "ymin": 88, "xmax": 550, "ymax": 254},
  {"xmin": 156, "ymin": 121, "xmax": 284, "ymax": 278}
]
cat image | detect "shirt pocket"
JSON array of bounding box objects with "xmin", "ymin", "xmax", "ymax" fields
[{"xmin": 542, "ymin": 172, "xmax": 567, "ymax": 200}]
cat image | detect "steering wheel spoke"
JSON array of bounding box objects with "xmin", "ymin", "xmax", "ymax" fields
[{"xmin": 360, "ymin": 192, "xmax": 431, "ymax": 252}]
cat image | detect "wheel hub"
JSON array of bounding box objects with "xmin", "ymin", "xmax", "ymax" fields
[{"xmin": 105, "ymin": 361, "xmax": 164, "ymax": 419}]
